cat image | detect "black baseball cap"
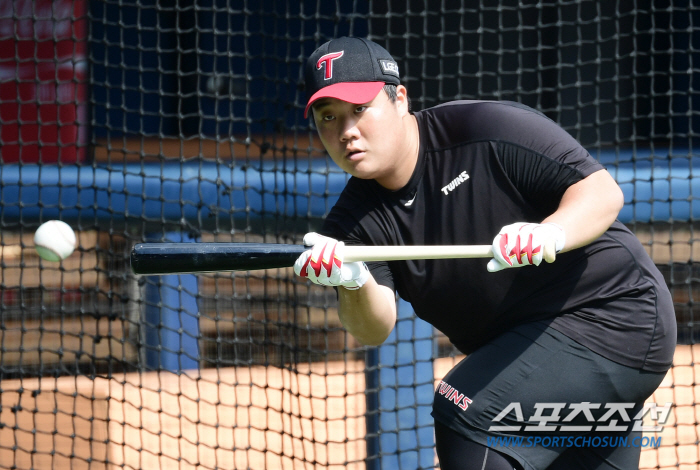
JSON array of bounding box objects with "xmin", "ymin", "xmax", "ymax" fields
[{"xmin": 304, "ymin": 37, "xmax": 400, "ymax": 118}]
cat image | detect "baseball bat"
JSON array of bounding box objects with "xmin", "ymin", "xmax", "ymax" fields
[{"xmin": 130, "ymin": 242, "xmax": 556, "ymax": 275}]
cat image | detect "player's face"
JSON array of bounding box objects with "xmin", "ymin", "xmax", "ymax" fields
[{"xmin": 311, "ymin": 89, "xmax": 409, "ymax": 185}]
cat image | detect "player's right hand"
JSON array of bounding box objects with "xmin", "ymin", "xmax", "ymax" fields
[{"xmin": 293, "ymin": 233, "xmax": 370, "ymax": 290}]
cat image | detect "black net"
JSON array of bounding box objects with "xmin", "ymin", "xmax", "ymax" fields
[{"xmin": 0, "ymin": 0, "xmax": 697, "ymax": 468}]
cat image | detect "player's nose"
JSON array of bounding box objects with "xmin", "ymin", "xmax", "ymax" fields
[{"xmin": 339, "ymin": 116, "xmax": 361, "ymax": 141}]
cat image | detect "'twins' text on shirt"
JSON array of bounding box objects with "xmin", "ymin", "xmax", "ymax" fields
[{"xmin": 441, "ymin": 171, "xmax": 469, "ymax": 195}]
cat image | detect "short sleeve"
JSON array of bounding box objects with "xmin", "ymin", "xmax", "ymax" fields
[
  {"xmin": 495, "ymin": 142, "xmax": 605, "ymax": 213},
  {"xmin": 320, "ymin": 188, "xmax": 396, "ymax": 292}
]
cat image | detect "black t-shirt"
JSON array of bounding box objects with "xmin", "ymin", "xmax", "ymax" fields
[{"xmin": 322, "ymin": 100, "xmax": 676, "ymax": 372}]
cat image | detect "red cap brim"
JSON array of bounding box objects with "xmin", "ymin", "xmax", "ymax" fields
[{"xmin": 304, "ymin": 82, "xmax": 386, "ymax": 118}]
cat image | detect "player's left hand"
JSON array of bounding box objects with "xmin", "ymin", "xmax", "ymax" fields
[
  {"xmin": 487, "ymin": 222, "xmax": 566, "ymax": 272},
  {"xmin": 293, "ymin": 232, "xmax": 370, "ymax": 290}
]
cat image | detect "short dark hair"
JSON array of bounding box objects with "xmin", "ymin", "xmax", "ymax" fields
[
  {"xmin": 383, "ymin": 84, "xmax": 397, "ymax": 102},
  {"xmin": 383, "ymin": 84, "xmax": 410, "ymax": 112}
]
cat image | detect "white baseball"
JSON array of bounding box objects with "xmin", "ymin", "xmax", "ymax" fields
[{"xmin": 34, "ymin": 220, "xmax": 76, "ymax": 262}]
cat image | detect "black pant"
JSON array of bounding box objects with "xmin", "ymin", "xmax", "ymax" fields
[
  {"xmin": 436, "ymin": 421, "xmax": 522, "ymax": 470},
  {"xmin": 432, "ymin": 321, "xmax": 668, "ymax": 470}
]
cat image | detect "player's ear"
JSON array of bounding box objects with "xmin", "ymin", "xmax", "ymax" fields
[{"xmin": 396, "ymin": 85, "xmax": 411, "ymax": 115}]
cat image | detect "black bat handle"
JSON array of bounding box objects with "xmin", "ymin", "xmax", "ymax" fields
[{"xmin": 130, "ymin": 243, "xmax": 308, "ymax": 275}]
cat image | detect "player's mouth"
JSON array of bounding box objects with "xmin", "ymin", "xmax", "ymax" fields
[{"xmin": 345, "ymin": 149, "xmax": 365, "ymax": 160}]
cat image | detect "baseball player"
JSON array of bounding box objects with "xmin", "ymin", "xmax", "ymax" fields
[{"xmin": 294, "ymin": 37, "xmax": 676, "ymax": 470}]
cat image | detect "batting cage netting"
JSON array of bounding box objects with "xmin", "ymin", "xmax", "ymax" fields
[{"xmin": 0, "ymin": 0, "xmax": 698, "ymax": 469}]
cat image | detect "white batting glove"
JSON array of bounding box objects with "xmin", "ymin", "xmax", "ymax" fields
[
  {"xmin": 293, "ymin": 233, "xmax": 370, "ymax": 290},
  {"xmin": 487, "ymin": 222, "xmax": 566, "ymax": 273}
]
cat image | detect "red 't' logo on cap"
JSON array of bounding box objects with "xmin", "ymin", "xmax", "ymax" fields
[{"xmin": 316, "ymin": 51, "xmax": 344, "ymax": 80}]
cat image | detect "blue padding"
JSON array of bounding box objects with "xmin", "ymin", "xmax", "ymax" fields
[
  {"xmin": 375, "ymin": 299, "xmax": 436, "ymax": 469},
  {"xmin": 144, "ymin": 232, "xmax": 200, "ymax": 372},
  {"xmin": 2, "ymin": 148, "xmax": 700, "ymax": 225},
  {"xmin": 607, "ymin": 157, "xmax": 700, "ymax": 223},
  {"xmin": 0, "ymin": 160, "xmax": 348, "ymax": 226},
  {"xmin": 595, "ymin": 147, "xmax": 700, "ymax": 222}
]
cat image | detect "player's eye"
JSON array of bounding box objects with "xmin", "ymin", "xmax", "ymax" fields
[
  {"xmin": 322, "ymin": 114, "xmax": 335, "ymax": 122},
  {"xmin": 355, "ymin": 106, "xmax": 367, "ymax": 113}
]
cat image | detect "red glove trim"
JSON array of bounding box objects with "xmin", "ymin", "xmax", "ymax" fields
[
  {"xmin": 499, "ymin": 235, "xmax": 513, "ymax": 266},
  {"xmin": 308, "ymin": 243, "xmax": 342, "ymax": 277}
]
